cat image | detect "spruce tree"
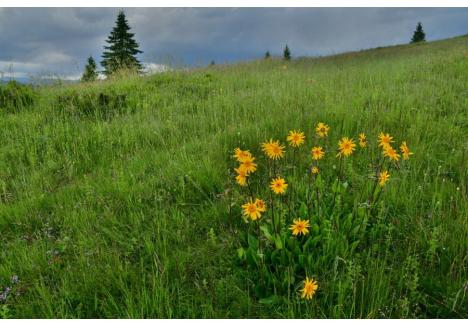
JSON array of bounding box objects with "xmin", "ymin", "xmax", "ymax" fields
[
  {"xmin": 101, "ymin": 11, "xmax": 143, "ymax": 76},
  {"xmin": 283, "ymin": 45, "xmax": 291, "ymax": 61},
  {"xmin": 411, "ymin": 22, "xmax": 426, "ymax": 43},
  {"xmin": 81, "ymin": 56, "xmax": 98, "ymax": 82},
  {"xmin": 265, "ymin": 51, "xmax": 271, "ymax": 59}
]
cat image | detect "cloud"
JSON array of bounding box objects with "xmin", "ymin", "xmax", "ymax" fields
[
  {"xmin": 0, "ymin": 8, "xmax": 467, "ymax": 80},
  {"xmin": 142, "ymin": 62, "xmax": 171, "ymax": 74}
]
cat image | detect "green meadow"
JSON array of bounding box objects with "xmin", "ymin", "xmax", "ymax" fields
[{"xmin": 0, "ymin": 35, "xmax": 467, "ymax": 318}]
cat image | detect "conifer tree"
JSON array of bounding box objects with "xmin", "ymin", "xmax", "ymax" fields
[
  {"xmin": 101, "ymin": 11, "xmax": 143, "ymax": 76},
  {"xmin": 81, "ymin": 56, "xmax": 98, "ymax": 82},
  {"xmin": 411, "ymin": 22, "xmax": 426, "ymax": 43},
  {"xmin": 283, "ymin": 45, "xmax": 291, "ymax": 61},
  {"xmin": 265, "ymin": 51, "xmax": 271, "ymax": 59}
]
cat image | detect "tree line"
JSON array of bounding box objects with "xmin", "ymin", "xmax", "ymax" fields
[{"xmin": 82, "ymin": 11, "xmax": 427, "ymax": 82}]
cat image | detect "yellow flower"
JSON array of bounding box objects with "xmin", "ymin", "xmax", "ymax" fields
[
  {"xmin": 234, "ymin": 166, "xmax": 248, "ymax": 186},
  {"xmin": 240, "ymin": 156, "xmax": 257, "ymax": 173},
  {"xmin": 400, "ymin": 141, "xmax": 413, "ymax": 160},
  {"xmin": 242, "ymin": 199, "xmax": 262, "ymax": 221},
  {"xmin": 261, "ymin": 139, "xmax": 285, "ymax": 160},
  {"xmin": 254, "ymin": 198, "xmax": 267, "ymax": 212},
  {"xmin": 233, "ymin": 148, "xmax": 252, "ymax": 162},
  {"xmin": 379, "ymin": 170, "xmax": 390, "ymax": 187},
  {"xmin": 311, "ymin": 166, "xmax": 319, "ymax": 174},
  {"xmin": 287, "ymin": 130, "xmax": 305, "ymax": 147},
  {"xmin": 289, "ymin": 219, "xmax": 310, "ymax": 236},
  {"xmin": 235, "ymin": 175, "xmax": 247, "ymax": 186},
  {"xmin": 378, "ymin": 132, "xmax": 394, "ymax": 149},
  {"xmin": 337, "ymin": 137, "xmax": 356, "ymax": 157},
  {"xmin": 270, "ymin": 177, "xmax": 288, "ymax": 195},
  {"xmin": 359, "ymin": 133, "xmax": 367, "ymax": 148},
  {"xmin": 301, "ymin": 277, "xmax": 318, "ymax": 300},
  {"xmin": 315, "ymin": 122, "xmax": 330, "ymax": 138},
  {"xmin": 383, "ymin": 146, "xmax": 400, "ymax": 161},
  {"xmin": 311, "ymin": 146, "xmax": 325, "ymax": 160}
]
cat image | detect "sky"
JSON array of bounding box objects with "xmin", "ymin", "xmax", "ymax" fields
[{"xmin": 0, "ymin": 8, "xmax": 467, "ymax": 80}]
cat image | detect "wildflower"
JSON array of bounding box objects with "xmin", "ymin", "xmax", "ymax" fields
[
  {"xmin": 311, "ymin": 166, "xmax": 319, "ymax": 174},
  {"xmin": 289, "ymin": 219, "xmax": 310, "ymax": 236},
  {"xmin": 337, "ymin": 137, "xmax": 356, "ymax": 157},
  {"xmin": 383, "ymin": 146, "xmax": 400, "ymax": 161},
  {"xmin": 240, "ymin": 156, "xmax": 257, "ymax": 173},
  {"xmin": 242, "ymin": 199, "xmax": 262, "ymax": 221},
  {"xmin": 0, "ymin": 287, "xmax": 11, "ymax": 303},
  {"xmin": 262, "ymin": 139, "xmax": 285, "ymax": 160},
  {"xmin": 235, "ymin": 174, "xmax": 247, "ymax": 186},
  {"xmin": 254, "ymin": 198, "xmax": 267, "ymax": 212},
  {"xmin": 359, "ymin": 133, "xmax": 367, "ymax": 147},
  {"xmin": 301, "ymin": 277, "xmax": 318, "ymax": 300},
  {"xmin": 270, "ymin": 177, "xmax": 288, "ymax": 195},
  {"xmin": 311, "ymin": 146, "xmax": 325, "ymax": 160},
  {"xmin": 378, "ymin": 132, "xmax": 394, "ymax": 149},
  {"xmin": 233, "ymin": 148, "xmax": 252, "ymax": 162},
  {"xmin": 287, "ymin": 130, "xmax": 305, "ymax": 147},
  {"xmin": 234, "ymin": 166, "xmax": 248, "ymax": 186},
  {"xmin": 400, "ymin": 141, "xmax": 413, "ymax": 160},
  {"xmin": 315, "ymin": 122, "xmax": 330, "ymax": 138},
  {"xmin": 379, "ymin": 170, "xmax": 390, "ymax": 187}
]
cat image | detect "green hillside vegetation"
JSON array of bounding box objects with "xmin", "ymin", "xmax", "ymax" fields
[{"xmin": 0, "ymin": 35, "xmax": 467, "ymax": 318}]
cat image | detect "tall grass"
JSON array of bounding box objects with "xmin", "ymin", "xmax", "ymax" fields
[{"xmin": 0, "ymin": 35, "xmax": 467, "ymax": 318}]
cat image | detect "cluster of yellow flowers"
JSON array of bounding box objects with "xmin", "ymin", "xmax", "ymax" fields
[
  {"xmin": 377, "ymin": 132, "xmax": 414, "ymax": 186},
  {"xmin": 241, "ymin": 198, "xmax": 266, "ymax": 221},
  {"xmin": 233, "ymin": 148, "xmax": 257, "ymax": 186},
  {"xmin": 232, "ymin": 122, "xmax": 414, "ymax": 300}
]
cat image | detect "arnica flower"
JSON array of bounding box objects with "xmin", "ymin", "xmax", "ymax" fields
[
  {"xmin": 301, "ymin": 277, "xmax": 318, "ymax": 300},
  {"xmin": 233, "ymin": 148, "xmax": 252, "ymax": 162},
  {"xmin": 242, "ymin": 199, "xmax": 262, "ymax": 221},
  {"xmin": 315, "ymin": 122, "xmax": 330, "ymax": 138},
  {"xmin": 359, "ymin": 133, "xmax": 367, "ymax": 148},
  {"xmin": 234, "ymin": 166, "xmax": 248, "ymax": 186},
  {"xmin": 311, "ymin": 146, "xmax": 325, "ymax": 160},
  {"xmin": 287, "ymin": 130, "xmax": 305, "ymax": 147},
  {"xmin": 337, "ymin": 137, "xmax": 356, "ymax": 157},
  {"xmin": 254, "ymin": 198, "xmax": 267, "ymax": 212},
  {"xmin": 383, "ymin": 146, "xmax": 400, "ymax": 161},
  {"xmin": 240, "ymin": 156, "xmax": 257, "ymax": 173},
  {"xmin": 311, "ymin": 166, "xmax": 319, "ymax": 174},
  {"xmin": 262, "ymin": 139, "xmax": 285, "ymax": 160},
  {"xmin": 270, "ymin": 177, "xmax": 288, "ymax": 195},
  {"xmin": 379, "ymin": 170, "xmax": 390, "ymax": 187},
  {"xmin": 400, "ymin": 141, "xmax": 413, "ymax": 160},
  {"xmin": 289, "ymin": 219, "xmax": 310, "ymax": 236},
  {"xmin": 378, "ymin": 132, "xmax": 394, "ymax": 149}
]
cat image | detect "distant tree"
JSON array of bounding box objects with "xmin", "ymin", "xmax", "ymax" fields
[
  {"xmin": 265, "ymin": 51, "xmax": 271, "ymax": 59},
  {"xmin": 81, "ymin": 56, "xmax": 98, "ymax": 82},
  {"xmin": 283, "ymin": 45, "xmax": 291, "ymax": 61},
  {"xmin": 210, "ymin": 60, "xmax": 215, "ymax": 66},
  {"xmin": 101, "ymin": 11, "xmax": 143, "ymax": 76},
  {"xmin": 411, "ymin": 22, "xmax": 426, "ymax": 43}
]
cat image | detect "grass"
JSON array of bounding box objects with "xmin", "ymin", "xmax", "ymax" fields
[{"xmin": 0, "ymin": 35, "xmax": 467, "ymax": 318}]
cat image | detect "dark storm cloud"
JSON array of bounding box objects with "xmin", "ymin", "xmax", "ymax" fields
[{"xmin": 0, "ymin": 8, "xmax": 467, "ymax": 78}]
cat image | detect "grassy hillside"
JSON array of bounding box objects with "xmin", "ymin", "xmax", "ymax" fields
[{"xmin": 0, "ymin": 35, "xmax": 467, "ymax": 318}]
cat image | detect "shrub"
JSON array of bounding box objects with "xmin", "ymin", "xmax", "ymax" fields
[
  {"xmin": 54, "ymin": 89, "xmax": 129, "ymax": 119},
  {"xmin": 0, "ymin": 81, "xmax": 36, "ymax": 113}
]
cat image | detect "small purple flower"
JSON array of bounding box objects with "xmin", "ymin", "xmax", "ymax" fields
[
  {"xmin": 0, "ymin": 287, "xmax": 11, "ymax": 302},
  {"xmin": 11, "ymin": 275, "xmax": 19, "ymax": 284}
]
